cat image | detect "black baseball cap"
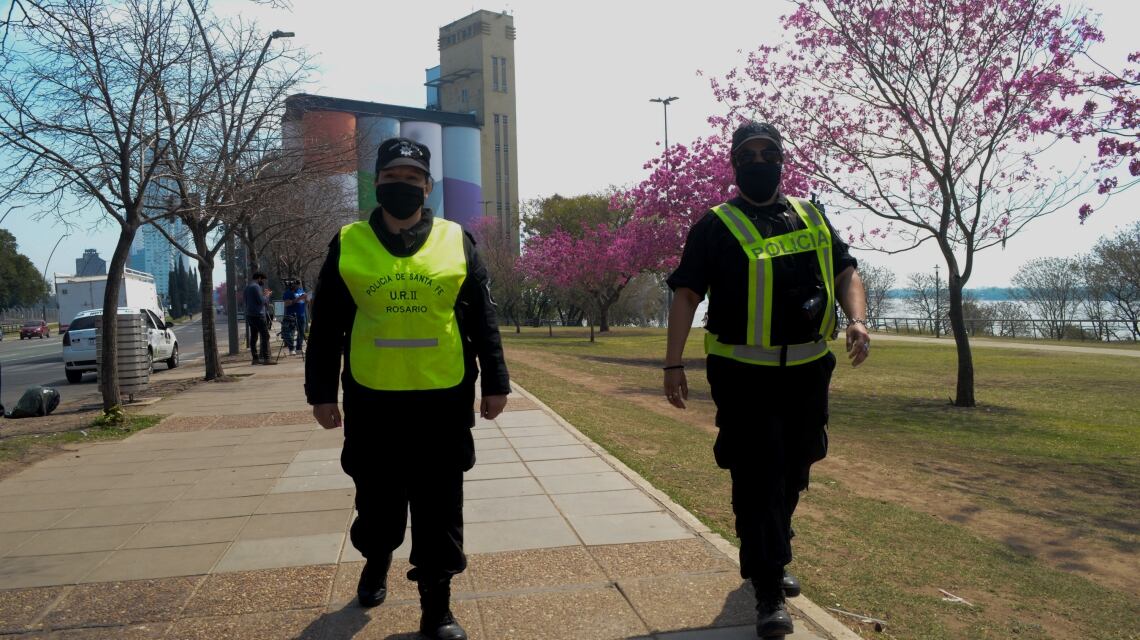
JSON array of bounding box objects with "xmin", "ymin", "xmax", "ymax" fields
[
  {"xmin": 731, "ymin": 122, "xmax": 783, "ymax": 152},
  {"xmin": 375, "ymin": 137, "xmax": 431, "ymax": 175}
]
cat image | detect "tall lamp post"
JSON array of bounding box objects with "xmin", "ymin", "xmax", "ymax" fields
[
  {"xmin": 225, "ymin": 28, "xmax": 294, "ymax": 355},
  {"xmin": 649, "ymin": 96, "xmax": 679, "ymax": 171},
  {"xmin": 42, "ymin": 234, "xmax": 68, "ymax": 322},
  {"xmin": 933, "ymin": 263, "xmax": 942, "ymax": 338},
  {"xmin": 650, "ymin": 96, "xmax": 678, "ymax": 327}
]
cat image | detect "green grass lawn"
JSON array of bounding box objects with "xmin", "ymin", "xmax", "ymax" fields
[{"xmin": 502, "ymin": 327, "xmax": 1140, "ymax": 640}]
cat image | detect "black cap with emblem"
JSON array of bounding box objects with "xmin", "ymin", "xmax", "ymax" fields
[
  {"xmin": 731, "ymin": 122, "xmax": 783, "ymax": 153},
  {"xmin": 374, "ymin": 137, "xmax": 431, "ymax": 176}
]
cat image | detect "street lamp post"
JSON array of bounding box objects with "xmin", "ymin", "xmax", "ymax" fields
[
  {"xmin": 649, "ymin": 96, "xmax": 679, "ymax": 171},
  {"xmin": 934, "ymin": 263, "xmax": 942, "ymax": 339},
  {"xmin": 650, "ymin": 96, "xmax": 678, "ymax": 327},
  {"xmin": 42, "ymin": 234, "xmax": 68, "ymax": 322},
  {"xmin": 225, "ymin": 28, "xmax": 293, "ymax": 355}
]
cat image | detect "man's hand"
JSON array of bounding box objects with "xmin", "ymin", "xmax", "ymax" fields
[
  {"xmin": 312, "ymin": 403, "xmax": 343, "ymax": 429},
  {"xmin": 845, "ymin": 322, "xmax": 871, "ymax": 367},
  {"xmin": 480, "ymin": 395, "xmax": 508, "ymax": 420},
  {"xmin": 663, "ymin": 368, "xmax": 689, "ymax": 409}
]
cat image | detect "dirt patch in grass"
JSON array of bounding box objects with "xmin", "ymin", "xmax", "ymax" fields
[
  {"xmin": 509, "ymin": 346, "xmax": 718, "ymax": 436},
  {"xmin": 817, "ymin": 444, "xmax": 1140, "ymax": 597}
]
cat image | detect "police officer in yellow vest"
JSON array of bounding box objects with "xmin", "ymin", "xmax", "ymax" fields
[
  {"xmin": 305, "ymin": 137, "xmax": 509, "ymax": 640},
  {"xmin": 663, "ymin": 122, "xmax": 870, "ymax": 639}
]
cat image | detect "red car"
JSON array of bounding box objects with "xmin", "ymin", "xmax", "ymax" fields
[{"xmin": 20, "ymin": 320, "xmax": 50, "ymax": 339}]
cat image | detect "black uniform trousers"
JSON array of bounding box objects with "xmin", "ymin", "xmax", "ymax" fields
[
  {"xmin": 706, "ymin": 351, "xmax": 836, "ymax": 584},
  {"xmin": 339, "ymin": 400, "xmax": 474, "ymax": 583}
]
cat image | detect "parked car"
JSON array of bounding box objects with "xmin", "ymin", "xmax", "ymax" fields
[
  {"xmin": 62, "ymin": 307, "xmax": 178, "ymax": 383},
  {"xmin": 20, "ymin": 320, "xmax": 50, "ymax": 339}
]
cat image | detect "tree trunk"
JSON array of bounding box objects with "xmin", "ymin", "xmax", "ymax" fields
[
  {"xmin": 597, "ymin": 298, "xmax": 613, "ymax": 332},
  {"xmin": 197, "ymin": 258, "xmax": 225, "ymax": 380},
  {"xmin": 947, "ymin": 273, "xmax": 976, "ymax": 407},
  {"xmin": 98, "ymin": 224, "xmax": 139, "ymax": 412}
]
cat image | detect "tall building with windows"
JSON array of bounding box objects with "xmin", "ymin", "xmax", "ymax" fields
[
  {"xmin": 128, "ymin": 140, "xmax": 190, "ymax": 304},
  {"xmin": 432, "ymin": 10, "xmax": 519, "ymax": 251},
  {"xmin": 74, "ymin": 249, "xmax": 107, "ymax": 276}
]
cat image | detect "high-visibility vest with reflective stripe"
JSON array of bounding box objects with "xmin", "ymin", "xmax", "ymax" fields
[
  {"xmin": 338, "ymin": 219, "xmax": 467, "ymax": 390},
  {"xmin": 704, "ymin": 197, "xmax": 836, "ymax": 367}
]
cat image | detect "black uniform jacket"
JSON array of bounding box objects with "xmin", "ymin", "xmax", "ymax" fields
[
  {"xmin": 667, "ymin": 195, "xmax": 858, "ymax": 346},
  {"xmin": 304, "ymin": 209, "xmax": 511, "ymax": 440}
]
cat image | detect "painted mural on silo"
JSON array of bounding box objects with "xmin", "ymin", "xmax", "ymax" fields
[
  {"xmin": 400, "ymin": 121, "xmax": 444, "ymax": 219},
  {"xmin": 301, "ymin": 110, "xmax": 357, "ymax": 219},
  {"xmin": 355, "ymin": 116, "xmax": 400, "ymax": 213},
  {"xmin": 441, "ymin": 126, "xmax": 482, "ymax": 230}
]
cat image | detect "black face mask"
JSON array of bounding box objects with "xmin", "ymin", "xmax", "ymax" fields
[
  {"xmin": 376, "ymin": 182, "xmax": 425, "ymax": 220},
  {"xmin": 735, "ymin": 163, "xmax": 782, "ymax": 203}
]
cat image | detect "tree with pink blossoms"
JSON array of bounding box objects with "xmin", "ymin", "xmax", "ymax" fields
[
  {"xmin": 647, "ymin": 0, "xmax": 1108, "ymax": 407},
  {"xmin": 521, "ymin": 193, "xmax": 673, "ymax": 333},
  {"xmin": 1083, "ymin": 51, "xmax": 1140, "ymax": 201},
  {"xmin": 470, "ymin": 216, "xmax": 527, "ymax": 332}
]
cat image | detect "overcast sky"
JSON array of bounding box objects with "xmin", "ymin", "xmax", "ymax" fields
[{"xmin": 5, "ymin": 0, "xmax": 1138, "ymax": 288}]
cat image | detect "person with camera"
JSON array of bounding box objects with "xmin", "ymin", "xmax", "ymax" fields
[
  {"xmin": 662, "ymin": 122, "xmax": 869, "ymax": 639},
  {"xmin": 243, "ymin": 271, "xmax": 276, "ymax": 366},
  {"xmin": 305, "ymin": 137, "xmax": 509, "ymax": 640},
  {"xmin": 282, "ymin": 279, "xmax": 308, "ymax": 356}
]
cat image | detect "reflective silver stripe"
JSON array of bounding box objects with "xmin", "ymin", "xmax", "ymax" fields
[
  {"xmin": 373, "ymin": 338, "xmax": 439, "ymax": 348},
  {"xmin": 789, "ymin": 197, "xmax": 824, "ymax": 227},
  {"xmin": 753, "ymin": 258, "xmax": 766, "ymax": 346},
  {"xmin": 731, "ymin": 340, "xmax": 828, "ymax": 363},
  {"xmin": 716, "ymin": 204, "xmax": 756, "ymax": 245}
]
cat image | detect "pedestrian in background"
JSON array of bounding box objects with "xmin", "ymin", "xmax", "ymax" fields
[
  {"xmin": 243, "ymin": 271, "xmax": 275, "ymax": 365},
  {"xmin": 282, "ymin": 279, "xmax": 308, "ymax": 356}
]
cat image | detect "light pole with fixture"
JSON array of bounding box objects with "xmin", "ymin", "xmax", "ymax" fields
[
  {"xmin": 650, "ymin": 96, "xmax": 678, "ymax": 326},
  {"xmin": 225, "ymin": 28, "xmax": 294, "ymax": 354},
  {"xmin": 649, "ymin": 96, "xmax": 679, "ymax": 171}
]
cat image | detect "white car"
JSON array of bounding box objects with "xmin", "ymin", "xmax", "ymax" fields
[{"xmin": 62, "ymin": 307, "xmax": 179, "ymax": 383}]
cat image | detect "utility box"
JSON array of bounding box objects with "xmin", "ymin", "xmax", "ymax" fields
[{"xmin": 95, "ymin": 312, "xmax": 150, "ymax": 400}]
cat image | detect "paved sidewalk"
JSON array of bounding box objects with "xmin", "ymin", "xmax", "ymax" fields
[{"xmin": 0, "ymin": 356, "xmax": 855, "ymax": 639}]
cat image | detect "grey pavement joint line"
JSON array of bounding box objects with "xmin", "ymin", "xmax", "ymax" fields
[
  {"xmin": 486, "ymin": 412, "xmax": 592, "ymax": 552},
  {"xmin": 507, "ymin": 380, "xmax": 860, "ymax": 640},
  {"xmin": 66, "ymin": 433, "xmax": 304, "ymax": 586}
]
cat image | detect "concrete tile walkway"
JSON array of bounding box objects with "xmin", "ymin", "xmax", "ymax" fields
[{"xmin": 0, "ymin": 357, "xmax": 856, "ymax": 639}]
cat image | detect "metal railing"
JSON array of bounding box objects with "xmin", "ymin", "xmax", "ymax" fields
[{"xmin": 863, "ymin": 316, "xmax": 1137, "ymax": 342}]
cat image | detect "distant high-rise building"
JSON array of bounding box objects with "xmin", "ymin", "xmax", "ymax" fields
[
  {"xmin": 128, "ymin": 139, "xmax": 190, "ymax": 303},
  {"xmin": 435, "ymin": 10, "xmax": 519, "ymax": 251},
  {"xmin": 75, "ymin": 249, "xmax": 107, "ymax": 276}
]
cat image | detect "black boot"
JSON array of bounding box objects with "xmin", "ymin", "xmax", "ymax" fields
[
  {"xmin": 781, "ymin": 570, "xmax": 801, "ymax": 598},
  {"xmin": 753, "ymin": 582, "xmax": 794, "ymax": 638},
  {"xmin": 356, "ymin": 554, "xmax": 391, "ymax": 608},
  {"xmin": 418, "ymin": 578, "xmax": 467, "ymax": 640}
]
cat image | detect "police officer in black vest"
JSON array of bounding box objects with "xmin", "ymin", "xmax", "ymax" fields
[
  {"xmin": 663, "ymin": 122, "xmax": 870, "ymax": 638},
  {"xmin": 305, "ymin": 138, "xmax": 510, "ymax": 640}
]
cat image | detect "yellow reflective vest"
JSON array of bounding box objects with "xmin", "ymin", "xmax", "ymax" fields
[
  {"xmin": 338, "ymin": 219, "xmax": 467, "ymax": 390},
  {"xmin": 704, "ymin": 196, "xmax": 836, "ymax": 366}
]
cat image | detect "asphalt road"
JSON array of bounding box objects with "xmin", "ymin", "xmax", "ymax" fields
[{"xmin": 0, "ymin": 318, "xmax": 207, "ymax": 413}]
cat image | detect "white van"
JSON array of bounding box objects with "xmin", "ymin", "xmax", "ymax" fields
[{"xmin": 62, "ymin": 307, "xmax": 179, "ymax": 383}]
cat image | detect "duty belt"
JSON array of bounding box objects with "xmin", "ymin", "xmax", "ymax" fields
[{"xmin": 707, "ymin": 335, "xmax": 830, "ymax": 367}]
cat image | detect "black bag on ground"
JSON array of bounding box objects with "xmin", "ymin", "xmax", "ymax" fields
[{"xmin": 4, "ymin": 386, "xmax": 62, "ymax": 419}]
